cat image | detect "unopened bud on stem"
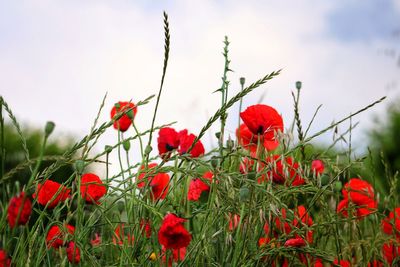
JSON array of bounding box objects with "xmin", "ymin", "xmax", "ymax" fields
[{"xmin": 45, "ymin": 121, "xmax": 55, "ymax": 137}]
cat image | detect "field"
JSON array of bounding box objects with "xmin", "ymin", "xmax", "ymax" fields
[{"xmin": 0, "ymin": 12, "xmax": 399, "ymax": 267}]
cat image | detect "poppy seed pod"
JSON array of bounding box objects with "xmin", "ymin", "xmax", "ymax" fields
[
  {"xmin": 240, "ymin": 77, "xmax": 246, "ymax": 86},
  {"xmin": 296, "ymin": 81, "xmax": 302, "ymax": 90},
  {"xmin": 45, "ymin": 121, "xmax": 55, "ymax": 137},
  {"xmin": 145, "ymin": 145, "xmax": 152, "ymax": 155},
  {"xmin": 74, "ymin": 160, "xmax": 85, "ymax": 174},
  {"xmin": 104, "ymin": 145, "xmax": 113, "ymax": 153},
  {"xmin": 239, "ymin": 187, "xmax": 250, "ymax": 202}
]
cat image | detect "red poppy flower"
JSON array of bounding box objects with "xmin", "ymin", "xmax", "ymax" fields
[
  {"xmin": 158, "ymin": 214, "xmax": 192, "ymax": 250},
  {"xmin": 140, "ymin": 219, "xmax": 152, "ymax": 238},
  {"xmin": 7, "ymin": 192, "xmax": 32, "ymax": 228},
  {"xmin": 33, "ymin": 180, "xmax": 70, "ymax": 208},
  {"xmin": 382, "ymin": 207, "xmax": 400, "ymax": 237},
  {"xmin": 80, "ymin": 173, "xmax": 107, "ymax": 204},
  {"xmin": 162, "ymin": 246, "xmax": 186, "ymax": 267},
  {"xmin": 293, "ymin": 205, "xmax": 313, "ymax": 228},
  {"xmin": 333, "ymin": 259, "xmax": 351, "ymax": 267},
  {"xmin": 0, "ymin": 249, "xmax": 11, "ymax": 267},
  {"xmin": 66, "ymin": 241, "xmax": 81, "ymax": 264},
  {"xmin": 46, "ymin": 224, "xmax": 75, "ymax": 248},
  {"xmin": 258, "ymin": 237, "xmax": 270, "ymax": 247},
  {"xmin": 314, "ymin": 258, "xmax": 324, "ymax": 267},
  {"xmin": 113, "ymin": 223, "xmax": 134, "ymax": 246},
  {"xmin": 284, "ymin": 237, "xmax": 306, "ymax": 247},
  {"xmin": 110, "ymin": 101, "xmax": 137, "ymax": 132},
  {"xmin": 137, "ymin": 163, "xmax": 170, "ymax": 201},
  {"xmin": 178, "ymin": 132, "xmax": 205, "ymax": 158},
  {"xmin": 382, "ymin": 241, "xmax": 400, "ymax": 265},
  {"xmin": 337, "ymin": 178, "xmax": 377, "ymax": 218},
  {"xmin": 266, "ymin": 156, "xmax": 305, "ymax": 186},
  {"xmin": 157, "ymin": 127, "xmax": 180, "ymax": 158},
  {"xmin": 188, "ymin": 171, "xmax": 213, "ymax": 201},
  {"xmin": 274, "ymin": 208, "xmax": 292, "ymax": 234},
  {"xmin": 240, "ymin": 104, "xmax": 283, "ymax": 136},
  {"xmin": 137, "ymin": 163, "xmax": 158, "ymax": 188},
  {"xmin": 311, "ymin": 159, "xmax": 324, "ymax": 176},
  {"xmin": 90, "ymin": 233, "xmax": 101, "ymax": 247},
  {"xmin": 236, "ymin": 123, "xmax": 280, "ymax": 152},
  {"xmin": 368, "ymin": 260, "xmax": 383, "ymax": 267},
  {"xmin": 228, "ymin": 213, "xmax": 241, "ymax": 231}
]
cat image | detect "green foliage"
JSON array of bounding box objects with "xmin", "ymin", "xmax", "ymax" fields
[
  {"xmin": 0, "ymin": 12, "xmax": 398, "ymax": 267},
  {"xmin": 362, "ymin": 101, "xmax": 400, "ymax": 202},
  {"xmin": 0, "ymin": 123, "xmax": 75, "ymax": 191}
]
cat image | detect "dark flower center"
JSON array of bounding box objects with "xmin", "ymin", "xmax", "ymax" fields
[
  {"xmin": 257, "ymin": 125, "xmax": 264, "ymax": 134},
  {"xmin": 165, "ymin": 144, "xmax": 175, "ymax": 151}
]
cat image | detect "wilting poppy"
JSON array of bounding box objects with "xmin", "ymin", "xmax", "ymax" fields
[
  {"xmin": 33, "ymin": 180, "xmax": 70, "ymax": 208},
  {"xmin": 7, "ymin": 192, "xmax": 32, "ymax": 228},
  {"xmin": 158, "ymin": 214, "xmax": 191, "ymax": 250},
  {"xmin": 80, "ymin": 173, "xmax": 107, "ymax": 204},
  {"xmin": 110, "ymin": 101, "xmax": 137, "ymax": 132}
]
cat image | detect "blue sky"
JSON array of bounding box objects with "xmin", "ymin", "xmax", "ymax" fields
[
  {"xmin": 0, "ymin": 0, "xmax": 399, "ymax": 175},
  {"xmin": 328, "ymin": 0, "xmax": 400, "ymax": 42}
]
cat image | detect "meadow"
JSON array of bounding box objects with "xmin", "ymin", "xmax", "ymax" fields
[{"xmin": 0, "ymin": 12, "xmax": 398, "ymax": 267}]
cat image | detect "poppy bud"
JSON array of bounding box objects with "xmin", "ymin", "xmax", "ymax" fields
[
  {"xmin": 334, "ymin": 181, "xmax": 343, "ymax": 192},
  {"xmin": 239, "ymin": 186, "xmax": 250, "ymax": 202},
  {"xmin": 145, "ymin": 145, "xmax": 152, "ymax": 155},
  {"xmin": 105, "ymin": 145, "xmax": 113, "ymax": 153},
  {"xmin": 247, "ymin": 171, "xmax": 256, "ymax": 180},
  {"xmin": 74, "ymin": 160, "xmax": 85, "ymax": 174},
  {"xmin": 226, "ymin": 139, "xmax": 234, "ymax": 150},
  {"xmin": 296, "ymin": 81, "xmax": 302, "ymax": 90},
  {"xmin": 240, "ymin": 77, "xmax": 246, "ymax": 86},
  {"xmin": 320, "ymin": 175, "xmax": 330, "ymax": 186},
  {"xmin": 45, "ymin": 121, "xmax": 55, "ymax": 137},
  {"xmin": 117, "ymin": 201, "xmax": 125, "ymax": 213},
  {"xmin": 123, "ymin": 140, "xmax": 130, "ymax": 151}
]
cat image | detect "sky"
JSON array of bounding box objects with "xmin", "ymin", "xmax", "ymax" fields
[{"xmin": 1, "ymin": 0, "xmax": 399, "ymax": 175}]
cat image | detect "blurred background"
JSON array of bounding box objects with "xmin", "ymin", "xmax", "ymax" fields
[{"xmin": 1, "ymin": 1, "xmax": 399, "ymax": 195}]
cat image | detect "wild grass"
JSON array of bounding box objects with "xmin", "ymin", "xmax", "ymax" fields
[{"xmin": 0, "ymin": 12, "xmax": 397, "ymax": 267}]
